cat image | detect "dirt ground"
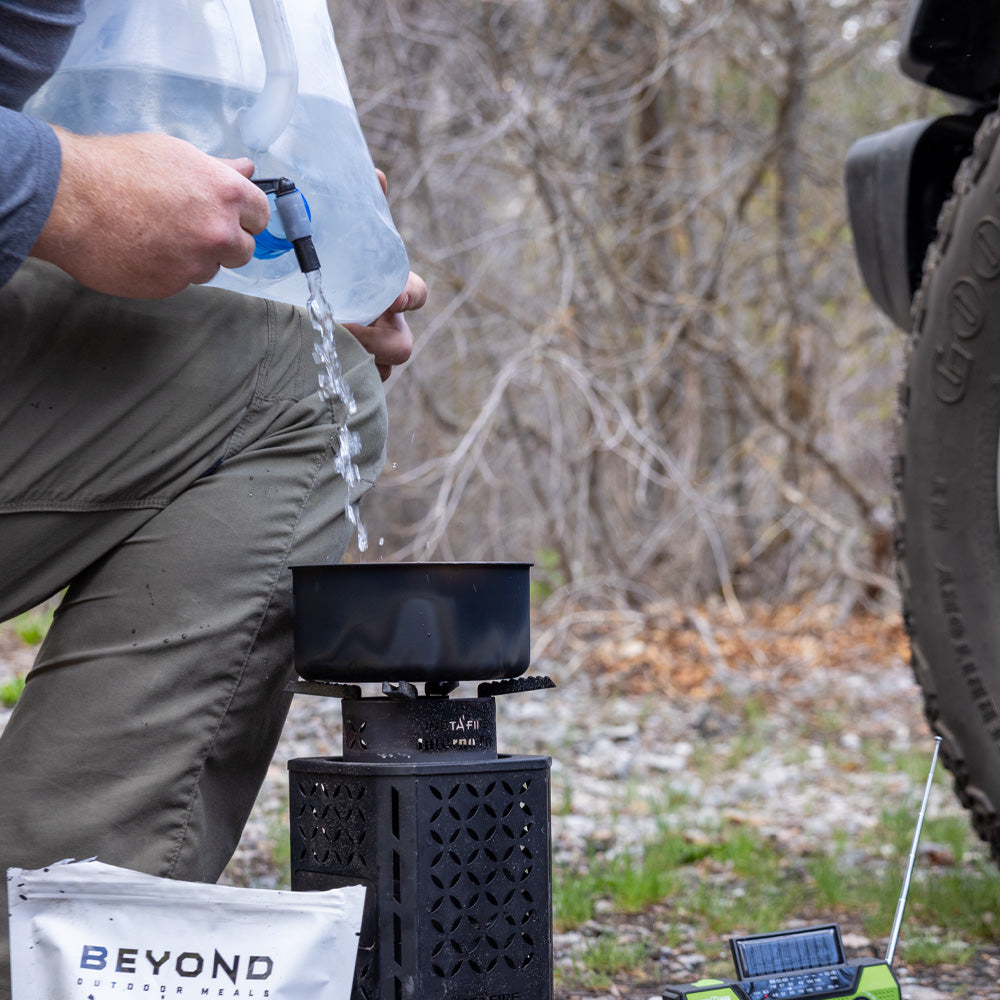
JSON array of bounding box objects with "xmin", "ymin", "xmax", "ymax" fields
[{"xmin": 3, "ymin": 599, "xmax": 999, "ymax": 1000}]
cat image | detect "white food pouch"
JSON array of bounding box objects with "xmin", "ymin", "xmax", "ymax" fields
[{"xmin": 8, "ymin": 859, "xmax": 365, "ymax": 1000}]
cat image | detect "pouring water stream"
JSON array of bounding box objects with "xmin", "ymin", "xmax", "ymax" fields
[
  {"xmin": 305, "ymin": 269, "xmax": 368, "ymax": 553},
  {"xmin": 254, "ymin": 176, "xmax": 372, "ymax": 553}
]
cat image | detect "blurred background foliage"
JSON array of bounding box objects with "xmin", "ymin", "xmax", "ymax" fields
[{"xmin": 332, "ymin": 0, "xmax": 947, "ymax": 618}]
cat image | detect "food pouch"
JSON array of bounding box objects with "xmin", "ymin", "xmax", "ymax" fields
[{"xmin": 8, "ymin": 859, "xmax": 365, "ymax": 1000}]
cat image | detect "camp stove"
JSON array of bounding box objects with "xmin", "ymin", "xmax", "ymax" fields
[{"xmin": 286, "ymin": 563, "xmax": 554, "ymax": 1000}]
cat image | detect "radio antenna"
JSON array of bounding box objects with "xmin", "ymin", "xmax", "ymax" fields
[{"xmin": 885, "ymin": 735, "xmax": 942, "ymax": 965}]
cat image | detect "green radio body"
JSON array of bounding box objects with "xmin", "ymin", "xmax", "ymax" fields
[{"xmin": 662, "ymin": 945, "xmax": 901, "ymax": 1000}]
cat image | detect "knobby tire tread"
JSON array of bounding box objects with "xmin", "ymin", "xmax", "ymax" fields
[{"xmin": 896, "ymin": 109, "xmax": 1000, "ymax": 862}]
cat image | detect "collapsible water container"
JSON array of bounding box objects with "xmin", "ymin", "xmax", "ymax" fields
[{"xmin": 25, "ymin": 0, "xmax": 410, "ymax": 322}]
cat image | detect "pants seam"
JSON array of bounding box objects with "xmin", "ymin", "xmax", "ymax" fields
[
  {"xmin": 219, "ymin": 298, "xmax": 279, "ymax": 463},
  {"xmin": 0, "ymin": 498, "xmax": 170, "ymax": 513}
]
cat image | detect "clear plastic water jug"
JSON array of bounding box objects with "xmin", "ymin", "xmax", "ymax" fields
[{"xmin": 25, "ymin": 0, "xmax": 410, "ymax": 322}]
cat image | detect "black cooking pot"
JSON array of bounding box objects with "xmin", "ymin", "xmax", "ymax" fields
[{"xmin": 291, "ymin": 562, "xmax": 531, "ymax": 682}]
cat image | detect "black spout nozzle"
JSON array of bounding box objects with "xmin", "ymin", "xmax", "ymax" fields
[{"xmin": 292, "ymin": 236, "xmax": 321, "ymax": 274}]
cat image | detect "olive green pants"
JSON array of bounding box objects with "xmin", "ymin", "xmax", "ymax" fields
[{"xmin": 0, "ymin": 260, "xmax": 387, "ymax": 998}]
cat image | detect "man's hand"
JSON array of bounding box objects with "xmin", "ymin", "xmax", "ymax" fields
[
  {"xmin": 344, "ymin": 271, "xmax": 426, "ymax": 380},
  {"xmin": 31, "ymin": 128, "xmax": 270, "ymax": 299},
  {"xmin": 342, "ymin": 168, "xmax": 425, "ymax": 380}
]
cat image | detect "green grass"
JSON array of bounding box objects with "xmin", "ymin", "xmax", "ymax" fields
[
  {"xmin": 0, "ymin": 676, "xmax": 25, "ymax": 709},
  {"xmin": 529, "ymin": 547, "xmax": 567, "ymax": 603},
  {"xmin": 10, "ymin": 604, "xmax": 54, "ymax": 646},
  {"xmin": 566, "ymin": 937, "xmax": 649, "ymax": 990},
  {"xmin": 0, "ymin": 603, "xmax": 55, "ymax": 708},
  {"xmin": 902, "ymin": 936, "xmax": 978, "ymax": 967},
  {"xmin": 267, "ymin": 811, "xmax": 292, "ymax": 890},
  {"xmin": 222, "ymin": 790, "xmax": 292, "ymax": 890},
  {"xmin": 553, "ymin": 826, "xmax": 713, "ymax": 931},
  {"xmin": 553, "ymin": 803, "xmax": 999, "ymax": 988}
]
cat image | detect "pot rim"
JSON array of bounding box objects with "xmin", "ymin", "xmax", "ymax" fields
[{"xmin": 292, "ymin": 561, "xmax": 534, "ymax": 573}]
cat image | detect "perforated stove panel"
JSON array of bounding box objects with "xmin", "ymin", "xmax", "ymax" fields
[
  {"xmin": 421, "ymin": 777, "xmax": 543, "ymax": 977},
  {"xmin": 289, "ymin": 755, "xmax": 553, "ymax": 1000},
  {"xmin": 293, "ymin": 776, "xmax": 374, "ymax": 880}
]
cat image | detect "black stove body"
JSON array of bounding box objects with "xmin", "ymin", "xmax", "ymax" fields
[{"xmin": 288, "ymin": 677, "xmax": 554, "ymax": 1000}]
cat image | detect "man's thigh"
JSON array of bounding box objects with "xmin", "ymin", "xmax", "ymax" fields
[{"xmin": 0, "ymin": 259, "xmax": 306, "ymax": 617}]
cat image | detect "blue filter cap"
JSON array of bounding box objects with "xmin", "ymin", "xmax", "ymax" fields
[{"xmin": 253, "ymin": 188, "xmax": 312, "ymax": 260}]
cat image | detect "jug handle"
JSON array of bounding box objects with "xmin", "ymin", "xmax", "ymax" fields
[{"xmin": 238, "ymin": 0, "xmax": 298, "ymax": 152}]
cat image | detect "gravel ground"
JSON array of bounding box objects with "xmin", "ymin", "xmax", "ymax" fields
[{"xmin": 3, "ymin": 599, "xmax": 999, "ymax": 999}]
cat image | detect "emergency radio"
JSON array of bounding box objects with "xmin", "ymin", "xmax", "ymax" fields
[
  {"xmin": 662, "ymin": 737, "xmax": 942, "ymax": 1000},
  {"xmin": 662, "ymin": 923, "xmax": 900, "ymax": 1000}
]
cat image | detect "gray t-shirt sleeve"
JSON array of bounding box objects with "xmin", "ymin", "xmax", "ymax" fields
[
  {"xmin": 0, "ymin": 0, "xmax": 85, "ymax": 286},
  {"xmin": 0, "ymin": 108, "xmax": 62, "ymax": 287}
]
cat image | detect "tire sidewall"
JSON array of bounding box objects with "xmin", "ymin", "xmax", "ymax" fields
[{"xmin": 900, "ymin": 126, "xmax": 1000, "ymax": 850}]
